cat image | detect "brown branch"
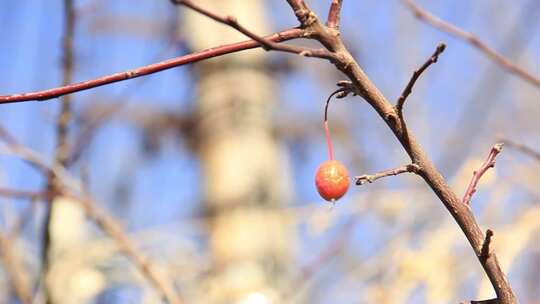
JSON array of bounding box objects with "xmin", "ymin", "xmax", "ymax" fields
[
  {"xmin": 326, "ymin": 0, "xmax": 343, "ymax": 28},
  {"xmin": 396, "ymin": 43, "xmax": 446, "ymax": 116},
  {"xmin": 403, "ymin": 0, "xmax": 540, "ymax": 89},
  {"xmin": 172, "ymin": 0, "xmax": 336, "ymax": 60},
  {"xmin": 0, "ymin": 28, "xmax": 304, "ymax": 104},
  {"xmin": 355, "ymin": 164, "xmax": 420, "ymax": 185},
  {"xmin": 280, "ymin": 2, "xmax": 516, "ymax": 302},
  {"xmin": 500, "ymin": 138, "xmax": 540, "ymax": 162},
  {"xmin": 0, "ymin": 232, "xmax": 32, "ymax": 304},
  {"xmin": 481, "ymin": 229, "xmax": 494, "ymax": 259},
  {"xmin": 462, "ymin": 143, "xmax": 504, "ymax": 206}
]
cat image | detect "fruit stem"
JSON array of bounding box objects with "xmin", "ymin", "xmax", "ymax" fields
[
  {"xmin": 324, "ymin": 89, "xmax": 343, "ymax": 160},
  {"xmin": 324, "ymin": 120, "xmax": 334, "ymax": 160}
]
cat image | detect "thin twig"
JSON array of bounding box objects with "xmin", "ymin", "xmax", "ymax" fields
[
  {"xmin": 285, "ymin": 216, "xmax": 357, "ymax": 299},
  {"xmin": 326, "ymin": 0, "xmax": 343, "ymax": 28},
  {"xmin": 172, "ymin": 0, "xmax": 336, "ymax": 60},
  {"xmin": 396, "ymin": 43, "xmax": 446, "ymax": 116},
  {"xmin": 403, "ymin": 0, "xmax": 540, "ymax": 89},
  {"xmin": 462, "ymin": 143, "xmax": 504, "ymax": 205},
  {"xmin": 0, "ymin": 28, "xmax": 304, "ymax": 104},
  {"xmin": 500, "ymin": 138, "xmax": 540, "ymax": 162},
  {"xmin": 0, "ymin": 187, "xmax": 49, "ymax": 201},
  {"xmin": 0, "ymin": 232, "xmax": 32, "ymax": 304},
  {"xmin": 355, "ymin": 164, "xmax": 420, "ymax": 185},
  {"xmin": 77, "ymin": 196, "xmax": 182, "ymax": 304}
]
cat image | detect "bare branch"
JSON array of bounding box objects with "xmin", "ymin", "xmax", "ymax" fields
[
  {"xmin": 0, "ymin": 233, "xmax": 32, "ymax": 304},
  {"xmin": 396, "ymin": 43, "xmax": 446, "ymax": 116},
  {"xmin": 355, "ymin": 164, "xmax": 420, "ymax": 185},
  {"xmin": 403, "ymin": 0, "xmax": 540, "ymax": 89},
  {"xmin": 287, "ymin": 4, "xmax": 516, "ymax": 301},
  {"xmin": 462, "ymin": 143, "xmax": 504, "ymax": 206},
  {"xmin": 500, "ymin": 138, "xmax": 540, "ymax": 162},
  {"xmin": 77, "ymin": 195, "xmax": 182, "ymax": 304},
  {"xmin": 0, "ymin": 28, "xmax": 304, "ymax": 104},
  {"xmin": 327, "ymin": 0, "xmax": 343, "ymax": 28},
  {"xmin": 173, "ymin": 0, "xmax": 336, "ymax": 60}
]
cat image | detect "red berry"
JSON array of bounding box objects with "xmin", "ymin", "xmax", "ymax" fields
[{"xmin": 315, "ymin": 160, "xmax": 350, "ymax": 202}]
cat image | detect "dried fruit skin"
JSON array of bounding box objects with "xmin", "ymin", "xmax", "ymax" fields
[{"xmin": 315, "ymin": 160, "xmax": 350, "ymax": 202}]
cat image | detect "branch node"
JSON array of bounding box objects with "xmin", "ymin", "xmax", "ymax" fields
[{"xmin": 481, "ymin": 229, "xmax": 494, "ymax": 259}]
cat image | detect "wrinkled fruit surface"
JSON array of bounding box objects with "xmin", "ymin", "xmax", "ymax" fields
[{"xmin": 315, "ymin": 160, "xmax": 350, "ymax": 202}]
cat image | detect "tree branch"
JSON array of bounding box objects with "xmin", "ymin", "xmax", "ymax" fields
[
  {"xmin": 396, "ymin": 43, "xmax": 446, "ymax": 116},
  {"xmin": 280, "ymin": 2, "xmax": 516, "ymax": 302},
  {"xmin": 462, "ymin": 143, "xmax": 504, "ymax": 206},
  {"xmin": 0, "ymin": 28, "xmax": 304, "ymax": 104},
  {"xmin": 403, "ymin": 0, "xmax": 540, "ymax": 89},
  {"xmin": 0, "ymin": 232, "xmax": 32, "ymax": 304},
  {"xmin": 326, "ymin": 0, "xmax": 343, "ymax": 28},
  {"xmin": 355, "ymin": 164, "xmax": 420, "ymax": 185},
  {"xmin": 173, "ymin": 0, "xmax": 336, "ymax": 60}
]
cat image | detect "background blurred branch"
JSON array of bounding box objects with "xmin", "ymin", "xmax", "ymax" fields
[
  {"xmin": 501, "ymin": 138, "xmax": 540, "ymax": 162},
  {"xmin": 0, "ymin": 139, "xmax": 182, "ymax": 304},
  {"xmin": 0, "ymin": 232, "xmax": 32, "ymax": 304},
  {"xmin": 404, "ymin": 0, "xmax": 540, "ymax": 88}
]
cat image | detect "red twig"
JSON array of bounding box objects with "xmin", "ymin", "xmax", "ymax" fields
[
  {"xmin": 462, "ymin": 143, "xmax": 504, "ymax": 205},
  {"xmin": 404, "ymin": 0, "xmax": 540, "ymax": 89},
  {"xmin": 327, "ymin": 0, "xmax": 343, "ymax": 28},
  {"xmin": 0, "ymin": 28, "xmax": 304, "ymax": 104}
]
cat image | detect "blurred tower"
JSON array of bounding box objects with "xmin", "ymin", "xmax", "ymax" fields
[{"xmin": 182, "ymin": 1, "xmax": 293, "ymax": 303}]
